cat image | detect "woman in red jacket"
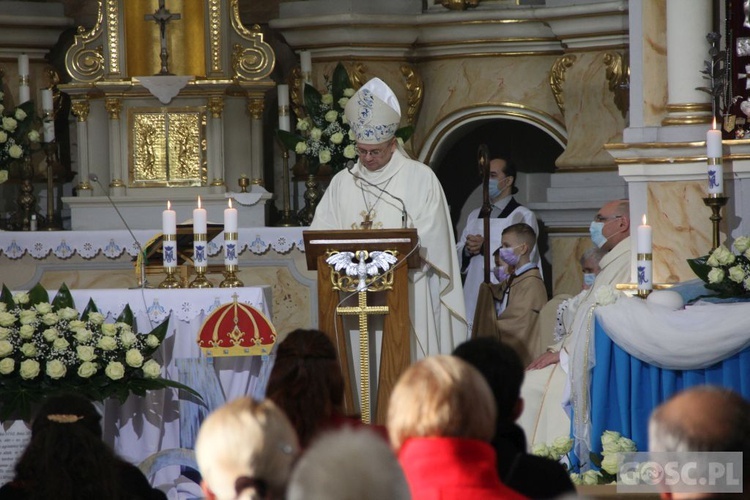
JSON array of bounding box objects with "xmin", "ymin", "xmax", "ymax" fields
[{"xmin": 388, "ymin": 355, "xmax": 528, "ymax": 500}]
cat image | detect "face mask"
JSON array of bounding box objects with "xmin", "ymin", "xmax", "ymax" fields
[
  {"xmin": 583, "ymin": 273, "xmax": 597, "ymax": 288},
  {"xmin": 589, "ymin": 221, "xmax": 607, "ymax": 248},
  {"xmin": 498, "ymin": 246, "xmax": 521, "ymax": 267},
  {"xmin": 493, "ymin": 265, "xmax": 510, "ymax": 282},
  {"xmin": 488, "ymin": 180, "xmax": 503, "ymax": 200}
]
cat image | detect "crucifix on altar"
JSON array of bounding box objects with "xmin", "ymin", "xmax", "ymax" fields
[
  {"xmin": 145, "ymin": 0, "xmax": 181, "ymax": 75},
  {"xmin": 303, "ymin": 229, "xmax": 420, "ymax": 424}
]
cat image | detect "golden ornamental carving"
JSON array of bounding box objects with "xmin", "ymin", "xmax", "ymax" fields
[
  {"xmin": 289, "ymin": 67, "xmax": 304, "ymax": 119},
  {"xmin": 247, "ymin": 98, "xmax": 264, "ymax": 120},
  {"xmin": 550, "ymin": 54, "xmax": 577, "ymax": 116},
  {"xmin": 603, "ymin": 51, "xmax": 630, "ymax": 119},
  {"xmin": 64, "ymin": 3, "xmax": 105, "ymax": 83},
  {"xmin": 230, "ymin": 1, "xmax": 275, "ymax": 81},
  {"xmin": 440, "ymin": 0, "xmax": 480, "ymax": 10},
  {"xmin": 208, "ymin": 0, "xmax": 222, "ymax": 74},
  {"xmin": 400, "ymin": 64, "xmax": 423, "ymax": 126},
  {"xmin": 347, "ymin": 63, "xmax": 367, "ymax": 90},
  {"xmin": 327, "ymin": 250, "xmax": 397, "ymax": 293},
  {"xmin": 105, "ymin": 97, "xmax": 121, "ymax": 120},
  {"xmin": 71, "ymin": 100, "xmax": 90, "ymax": 122},
  {"xmin": 105, "ymin": 0, "xmax": 122, "ymax": 77},
  {"xmin": 208, "ymin": 96, "xmax": 224, "ymax": 118}
]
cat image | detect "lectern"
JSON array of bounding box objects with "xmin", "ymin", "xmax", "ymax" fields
[{"xmin": 303, "ymin": 229, "xmax": 420, "ymax": 424}]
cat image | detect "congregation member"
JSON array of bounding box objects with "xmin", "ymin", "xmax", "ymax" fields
[
  {"xmin": 454, "ymin": 338, "xmax": 576, "ymax": 499},
  {"xmin": 286, "ymin": 427, "xmax": 410, "ymax": 500},
  {"xmin": 0, "ymin": 393, "xmax": 165, "ymax": 500},
  {"xmin": 580, "ymin": 246, "xmax": 607, "ymax": 290},
  {"xmin": 519, "ymin": 199, "xmax": 631, "ymax": 460},
  {"xmin": 387, "ymin": 355, "xmax": 527, "ymax": 499},
  {"xmin": 649, "ymin": 386, "xmax": 750, "ymax": 499},
  {"xmin": 194, "ymin": 397, "xmax": 299, "ymax": 500},
  {"xmin": 472, "ymin": 222, "xmax": 547, "ymax": 365},
  {"xmin": 457, "ymin": 154, "xmax": 542, "ymax": 332},
  {"xmin": 264, "ymin": 328, "xmax": 385, "ymax": 449},
  {"xmin": 310, "ymin": 77, "xmax": 467, "ymax": 357}
]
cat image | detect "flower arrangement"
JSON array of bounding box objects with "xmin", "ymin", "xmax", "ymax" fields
[
  {"xmin": 277, "ymin": 63, "xmax": 413, "ymax": 175},
  {"xmin": 0, "ymin": 88, "xmax": 41, "ymax": 184},
  {"xmin": 534, "ymin": 430, "xmax": 637, "ymax": 485},
  {"xmin": 687, "ymin": 236, "xmax": 750, "ymax": 298},
  {"xmin": 0, "ymin": 283, "xmax": 200, "ymax": 421}
]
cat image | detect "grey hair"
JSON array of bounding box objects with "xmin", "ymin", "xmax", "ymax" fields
[{"xmin": 579, "ymin": 247, "xmax": 606, "ymax": 267}]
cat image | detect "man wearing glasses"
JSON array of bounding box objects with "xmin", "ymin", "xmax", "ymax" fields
[{"xmin": 310, "ymin": 77, "xmax": 467, "ymax": 359}]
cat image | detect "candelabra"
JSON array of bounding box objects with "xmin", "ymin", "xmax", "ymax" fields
[
  {"xmin": 42, "ymin": 141, "xmax": 62, "ymax": 230},
  {"xmin": 219, "ymin": 231, "xmax": 243, "ymax": 287},
  {"xmin": 277, "ymin": 146, "xmax": 298, "ymax": 227},
  {"xmin": 703, "ymin": 194, "xmax": 729, "ymax": 252}
]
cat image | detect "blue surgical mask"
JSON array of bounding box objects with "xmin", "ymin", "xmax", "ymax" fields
[
  {"xmin": 589, "ymin": 221, "xmax": 607, "ymax": 248},
  {"xmin": 488, "ymin": 181, "xmax": 502, "ymax": 200},
  {"xmin": 498, "ymin": 246, "xmax": 521, "ymax": 267},
  {"xmin": 493, "ymin": 265, "xmax": 510, "ymax": 282},
  {"xmin": 583, "ymin": 273, "xmax": 597, "ymax": 288}
]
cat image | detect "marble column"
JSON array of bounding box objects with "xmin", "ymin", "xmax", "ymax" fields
[
  {"xmin": 71, "ymin": 99, "xmax": 92, "ymax": 197},
  {"xmin": 208, "ymin": 96, "xmax": 226, "ymax": 193},
  {"xmin": 247, "ymin": 97, "xmax": 265, "ymax": 186},
  {"xmin": 105, "ymin": 97, "xmax": 125, "ymax": 195},
  {"xmin": 662, "ymin": 0, "xmax": 713, "ymax": 126}
]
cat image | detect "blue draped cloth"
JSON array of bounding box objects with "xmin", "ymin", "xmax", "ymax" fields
[{"xmin": 588, "ymin": 317, "xmax": 750, "ymax": 455}]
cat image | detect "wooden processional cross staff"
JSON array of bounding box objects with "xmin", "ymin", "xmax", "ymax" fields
[{"xmin": 145, "ymin": 0, "xmax": 181, "ymax": 75}]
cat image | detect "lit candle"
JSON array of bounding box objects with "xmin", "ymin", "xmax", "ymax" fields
[
  {"xmin": 193, "ymin": 196, "xmax": 207, "ymax": 234},
  {"xmin": 163, "ymin": 200, "xmax": 176, "ymax": 234},
  {"xmin": 193, "ymin": 197, "xmax": 208, "ymax": 268},
  {"xmin": 224, "ymin": 198, "xmax": 238, "ymax": 233},
  {"xmin": 224, "ymin": 199, "xmax": 239, "ymax": 267},
  {"xmin": 300, "ymin": 51, "xmax": 312, "ymax": 74},
  {"xmin": 162, "ymin": 201, "xmax": 177, "ymax": 268},
  {"xmin": 706, "ymin": 119, "xmax": 722, "ymax": 158},
  {"xmin": 278, "ymin": 84, "xmax": 290, "ymax": 132},
  {"xmin": 18, "ymin": 54, "xmax": 29, "ymax": 76},
  {"xmin": 637, "ymin": 214, "xmax": 653, "ymax": 292}
]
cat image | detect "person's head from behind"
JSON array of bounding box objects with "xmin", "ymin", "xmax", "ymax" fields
[
  {"xmin": 195, "ymin": 397, "xmax": 300, "ymax": 500},
  {"xmin": 487, "ymin": 156, "xmax": 518, "ymax": 201},
  {"xmin": 387, "ymin": 355, "xmax": 496, "ymax": 451},
  {"xmin": 287, "ymin": 427, "xmax": 410, "ymax": 500},
  {"xmin": 265, "ymin": 328, "xmax": 345, "ymax": 448},
  {"xmin": 14, "ymin": 393, "xmax": 121, "ymax": 500},
  {"xmin": 590, "ymin": 199, "xmax": 630, "ymax": 251},
  {"xmin": 580, "ymin": 246, "xmax": 607, "ymax": 290},
  {"xmin": 496, "ymin": 222, "xmax": 537, "ymax": 271},
  {"xmin": 453, "ymin": 338, "xmax": 525, "ymax": 425}
]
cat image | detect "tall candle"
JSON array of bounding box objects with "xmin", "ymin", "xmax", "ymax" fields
[
  {"xmin": 41, "ymin": 89, "xmax": 54, "ymax": 111},
  {"xmin": 278, "ymin": 84, "xmax": 290, "ymax": 132},
  {"xmin": 300, "ymin": 51, "xmax": 312, "ymax": 74},
  {"xmin": 18, "ymin": 54, "xmax": 29, "ymax": 76},
  {"xmin": 637, "ymin": 214, "xmax": 653, "ymax": 292},
  {"xmin": 18, "ymin": 54, "xmax": 30, "ymax": 104},
  {"xmin": 706, "ymin": 120, "xmax": 722, "ymax": 158},
  {"xmin": 224, "ymin": 198, "xmax": 238, "ymax": 232},
  {"xmin": 162, "ymin": 201, "xmax": 177, "ymax": 268},
  {"xmin": 42, "ymin": 88, "xmax": 55, "ymax": 142},
  {"xmin": 163, "ymin": 200, "xmax": 176, "ymax": 234},
  {"xmin": 193, "ymin": 196, "xmax": 207, "ymax": 234},
  {"xmin": 224, "ymin": 199, "xmax": 239, "ymax": 266},
  {"xmin": 637, "ymin": 214, "xmax": 652, "ymax": 254}
]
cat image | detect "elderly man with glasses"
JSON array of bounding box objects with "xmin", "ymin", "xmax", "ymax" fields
[{"xmin": 310, "ymin": 77, "xmax": 467, "ymax": 361}]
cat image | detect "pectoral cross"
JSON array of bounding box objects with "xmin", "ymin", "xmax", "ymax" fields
[
  {"xmin": 360, "ymin": 210, "xmax": 373, "ymax": 229},
  {"xmin": 145, "ymin": 0, "xmax": 181, "ymax": 75}
]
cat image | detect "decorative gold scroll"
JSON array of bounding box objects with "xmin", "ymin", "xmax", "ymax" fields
[
  {"xmin": 603, "ymin": 51, "xmax": 629, "ymax": 119},
  {"xmin": 550, "ymin": 54, "xmax": 577, "ymax": 116}
]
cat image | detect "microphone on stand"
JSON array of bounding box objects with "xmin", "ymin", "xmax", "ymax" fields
[
  {"xmin": 346, "ymin": 160, "xmax": 408, "ymax": 229},
  {"xmin": 89, "ymin": 174, "xmax": 149, "ymax": 289}
]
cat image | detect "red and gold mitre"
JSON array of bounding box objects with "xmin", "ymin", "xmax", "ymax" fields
[{"xmin": 197, "ymin": 294, "xmax": 276, "ymax": 357}]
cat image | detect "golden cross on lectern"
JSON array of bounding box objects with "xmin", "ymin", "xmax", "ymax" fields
[{"xmin": 336, "ymin": 290, "xmax": 389, "ymax": 424}]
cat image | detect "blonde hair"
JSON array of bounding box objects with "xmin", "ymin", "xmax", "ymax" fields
[
  {"xmin": 195, "ymin": 398, "xmax": 300, "ymax": 500},
  {"xmin": 387, "ymin": 355, "xmax": 497, "ymax": 450}
]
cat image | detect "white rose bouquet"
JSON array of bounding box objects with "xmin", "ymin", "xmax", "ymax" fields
[
  {"xmin": 0, "ymin": 282, "xmax": 201, "ymax": 421},
  {"xmin": 687, "ymin": 236, "xmax": 750, "ymax": 298},
  {"xmin": 0, "ymin": 88, "xmax": 42, "ymax": 184}
]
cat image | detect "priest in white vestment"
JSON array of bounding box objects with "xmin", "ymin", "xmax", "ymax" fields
[
  {"xmin": 310, "ymin": 78, "xmax": 468, "ymax": 359},
  {"xmin": 518, "ymin": 199, "xmax": 631, "ymax": 464}
]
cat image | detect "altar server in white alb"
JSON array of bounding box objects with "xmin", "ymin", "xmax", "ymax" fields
[{"xmin": 310, "ymin": 77, "xmax": 468, "ymax": 357}]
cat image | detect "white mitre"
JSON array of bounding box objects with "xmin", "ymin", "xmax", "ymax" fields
[{"xmin": 344, "ymin": 77, "xmax": 401, "ymax": 145}]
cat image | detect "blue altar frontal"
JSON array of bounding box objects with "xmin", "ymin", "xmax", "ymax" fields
[{"xmin": 588, "ymin": 299, "xmax": 750, "ymax": 455}]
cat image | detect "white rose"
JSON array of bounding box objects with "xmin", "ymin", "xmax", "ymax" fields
[
  {"xmin": 88, "ymin": 312, "xmax": 105, "ymax": 325},
  {"xmin": 734, "ymin": 236, "xmax": 750, "ymax": 254},
  {"xmin": 125, "ymin": 349, "xmax": 144, "ymax": 368},
  {"xmin": 0, "ymin": 327, "xmax": 9, "ymax": 340},
  {"xmin": 728, "ymin": 265, "xmax": 746, "ymax": 283},
  {"xmin": 397, "ymin": 137, "xmax": 405, "ymax": 146},
  {"xmin": 76, "ymin": 345, "xmax": 96, "ymax": 362},
  {"xmin": 707, "ymin": 267, "xmax": 725, "ymax": 284},
  {"xmin": 321, "ymin": 93, "xmax": 334, "ymax": 105},
  {"xmin": 53, "ymin": 337, "xmax": 70, "ymax": 351},
  {"xmin": 19, "ymin": 324, "xmax": 35, "ymax": 339},
  {"xmin": 0, "ymin": 304, "xmax": 5, "ymax": 313},
  {"xmin": 27, "ymin": 130, "xmax": 40, "ymax": 143},
  {"xmin": 0, "ymin": 130, "xmax": 6, "ymax": 143},
  {"xmin": 601, "ymin": 430, "xmax": 621, "ymax": 447},
  {"xmin": 601, "ymin": 453, "xmax": 621, "ymax": 475},
  {"xmin": 617, "ymin": 436, "xmax": 637, "ymax": 453},
  {"xmin": 8, "ymin": 144, "xmax": 23, "ymax": 159},
  {"xmin": 14, "ymin": 108, "xmax": 27, "ymax": 121},
  {"xmin": 46, "ymin": 359, "xmax": 67, "ymax": 379},
  {"xmin": 145, "ymin": 334, "xmax": 160, "ymax": 348},
  {"xmin": 594, "ymin": 286, "xmax": 619, "ymax": 306},
  {"xmin": 69, "ymin": 320, "xmax": 86, "ymax": 329},
  {"xmin": 552, "ymin": 435, "xmax": 574, "ymax": 456},
  {"xmin": 97, "ymin": 336, "xmax": 117, "ymax": 351},
  {"xmin": 20, "ymin": 342, "xmax": 37, "ymax": 357},
  {"xmin": 318, "ymin": 149, "xmax": 332, "ymax": 164},
  {"xmin": 0, "ymin": 357, "xmax": 14, "ymax": 375},
  {"xmin": 324, "ymin": 110, "xmax": 338, "ymax": 123},
  {"xmin": 330, "ymin": 132, "xmax": 344, "ymax": 145},
  {"xmin": 74, "ymin": 328, "xmax": 93, "ymax": 343},
  {"xmin": 602, "ymin": 439, "xmax": 621, "ymax": 455},
  {"xmin": 310, "ymin": 127, "xmax": 323, "ymax": 141},
  {"xmin": 343, "ymin": 88, "xmax": 355, "ymax": 97},
  {"xmin": 105, "ymin": 361, "xmax": 125, "ymax": 380},
  {"xmin": 295, "ymin": 142, "xmax": 308, "ymax": 155},
  {"xmin": 343, "ymin": 144, "xmax": 357, "ymax": 159},
  {"xmin": 348, "ymin": 129, "xmax": 356, "ymax": 141},
  {"xmin": 531, "ymin": 443, "xmax": 550, "ymax": 457},
  {"xmin": 13, "ymin": 292, "xmax": 28, "ymax": 304},
  {"xmin": 0, "ymin": 312, "xmax": 15, "ymax": 327},
  {"xmin": 43, "ymin": 328, "xmax": 58, "ymax": 342},
  {"xmin": 19, "ymin": 310, "xmax": 37, "ymax": 325},
  {"xmin": 744, "ymin": 276, "xmax": 750, "ymax": 292},
  {"xmin": 115, "ymin": 322, "xmax": 131, "ymax": 333},
  {"xmin": 77, "ymin": 361, "xmax": 97, "ymax": 378},
  {"xmin": 338, "ymin": 97, "xmax": 349, "ymax": 108},
  {"xmin": 101, "ymin": 323, "xmax": 117, "ymax": 336},
  {"xmin": 569, "ymin": 473, "xmax": 582, "ymax": 485},
  {"xmin": 42, "ymin": 312, "xmax": 59, "ymax": 326},
  {"xmin": 296, "ymin": 117, "xmax": 311, "ymax": 131},
  {"xmin": 34, "ymin": 303, "xmax": 52, "ymax": 315},
  {"xmin": 19, "ymin": 359, "xmax": 40, "ymax": 379},
  {"xmin": 58, "ymin": 307, "xmax": 78, "ymax": 320},
  {"xmin": 0, "ymin": 340, "xmax": 14, "ymax": 357},
  {"xmin": 120, "ymin": 331, "xmax": 137, "ymax": 348},
  {"xmin": 582, "ymin": 470, "xmax": 602, "ymax": 485},
  {"xmin": 142, "ymin": 359, "xmax": 161, "ymax": 378},
  {"xmin": 713, "ymin": 245, "xmax": 736, "ymax": 266},
  {"xmin": 2, "ymin": 116, "xmax": 18, "ymax": 132}
]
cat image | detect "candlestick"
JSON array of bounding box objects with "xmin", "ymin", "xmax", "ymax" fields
[
  {"xmin": 18, "ymin": 85, "xmax": 30, "ymax": 104},
  {"xmin": 636, "ymin": 214, "xmax": 653, "ymax": 297},
  {"xmin": 278, "ymin": 84, "xmax": 291, "ymax": 132}
]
